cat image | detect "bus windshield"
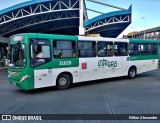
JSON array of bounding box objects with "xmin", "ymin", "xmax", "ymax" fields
[{"xmin": 8, "ymin": 43, "xmax": 26, "ymax": 68}]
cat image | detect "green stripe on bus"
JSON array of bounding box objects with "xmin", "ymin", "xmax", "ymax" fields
[
  {"xmin": 130, "ymin": 55, "xmax": 159, "ymax": 61},
  {"xmin": 129, "ymin": 39, "xmax": 158, "ymax": 44}
]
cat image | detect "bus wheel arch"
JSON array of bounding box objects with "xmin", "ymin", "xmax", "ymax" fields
[
  {"xmin": 56, "ymin": 72, "xmax": 73, "ymax": 90},
  {"xmin": 128, "ymin": 66, "xmax": 137, "ymax": 79}
]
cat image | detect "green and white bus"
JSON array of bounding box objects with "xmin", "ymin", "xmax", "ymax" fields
[{"xmin": 8, "ymin": 33, "xmax": 159, "ymax": 90}]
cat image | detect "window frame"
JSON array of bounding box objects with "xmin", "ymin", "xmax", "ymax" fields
[
  {"xmin": 97, "ymin": 41, "xmax": 114, "ymax": 57},
  {"xmin": 151, "ymin": 43, "xmax": 158, "ymax": 55},
  {"xmin": 129, "ymin": 42, "xmax": 141, "ymax": 56},
  {"xmin": 141, "ymin": 43, "xmax": 150, "ymax": 56},
  {"xmin": 78, "ymin": 41, "xmax": 97, "ymax": 58},
  {"xmin": 53, "ymin": 40, "xmax": 77, "ymax": 59},
  {"xmin": 129, "ymin": 42, "xmax": 158, "ymax": 56},
  {"xmin": 114, "ymin": 42, "xmax": 129, "ymax": 56},
  {"xmin": 29, "ymin": 38, "xmax": 52, "ymax": 68},
  {"xmin": 8, "ymin": 43, "xmax": 27, "ymax": 69},
  {"xmin": 141, "ymin": 43, "xmax": 158, "ymax": 56}
]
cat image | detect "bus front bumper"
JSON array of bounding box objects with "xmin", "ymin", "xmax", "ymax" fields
[{"xmin": 8, "ymin": 77, "xmax": 29, "ymax": 90}]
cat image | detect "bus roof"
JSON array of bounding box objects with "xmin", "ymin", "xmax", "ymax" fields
[
  {"xmin": 10, "ymin": 33, "xmax": 159, "ymax": 44},
  {"xmin": 78, "ymin": 36, "xmax": 129, "ymax": 42}
]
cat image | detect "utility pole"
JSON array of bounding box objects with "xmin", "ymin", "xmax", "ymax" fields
[{"xmin": 142, "ymin": 16, "xmax": 146, "ymax": 39}]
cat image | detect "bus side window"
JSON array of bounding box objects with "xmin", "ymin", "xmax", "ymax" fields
[
  {"xmin": 78, "ymin": 41, "xmax": 96, "ymax": 57},
  {"xmin": 53, "ymin": 40, "xmax": 76, "ymax": 59},
  {"xmin": 152, "ymin": 44, "xmax": 158, "ymax": 55},
  {"xmin": 114, "ymin": 42, "xmax": 128, "ymax": 56},
  {"xmin": 30, "ymin": 39, "xmax": 51, "ymax": 68},
  {"xmin": 129, "ymin": 43, "xmax": 140, "ymax": 56},
  {"xmin": 141, "ymin": 43, "xmax": 152, "ymax": 55},
  {"xmin": 141, "ymin": 43, "xmax": 157, "ymax": 55},
  {"xmin": 97, "ymin": 41, "xmax": 113, "ymax": 57}
]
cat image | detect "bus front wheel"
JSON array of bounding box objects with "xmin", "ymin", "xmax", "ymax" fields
[
  {"xmin": 56, "ymin": 74, "xmax": 71, "ymax": 90},
  {"xmin": 128, "ymin": 67, "xmax": 136, "ymax": 79}
]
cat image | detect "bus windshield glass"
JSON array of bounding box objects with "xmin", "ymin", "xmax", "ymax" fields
[{"xmin": 8, "ymin": 43, "xmax": 26, "ymax": 68}]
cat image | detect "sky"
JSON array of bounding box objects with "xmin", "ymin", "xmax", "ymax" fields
[{"xmin": 0, "ymin": 0, "xmax": 160, "ymax": 38}]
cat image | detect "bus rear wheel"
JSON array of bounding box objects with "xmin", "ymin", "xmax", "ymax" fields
[
  {"xmin": 56, "ymin": 74, "xmax": 71, "ymax": 90},
  {"xmin": 128, "ymin": 67, "xmax": 136, "ymax": 79}
]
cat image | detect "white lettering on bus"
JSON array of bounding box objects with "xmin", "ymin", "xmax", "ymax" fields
[{"xmin": 59, "ymin": 61, "xmax": 72, "ymax": 66}]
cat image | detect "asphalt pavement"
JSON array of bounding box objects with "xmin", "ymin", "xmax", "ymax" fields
[{"xmin": 0, "ymin": 69, "xmax": 160, "ymax": 123}]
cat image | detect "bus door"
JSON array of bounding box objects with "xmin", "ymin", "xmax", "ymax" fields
[{"xmin": 30, "ymin": 39, "xmax": 54, "ymax": 88}]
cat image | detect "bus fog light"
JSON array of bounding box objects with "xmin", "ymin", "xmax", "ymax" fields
[{"xmin": 20, "ymin": 75, "xmax": 28, "ymax": 82}]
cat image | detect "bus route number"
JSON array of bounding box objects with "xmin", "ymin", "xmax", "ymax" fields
[{"xmin": 59, "ymin": 61, "xmax": 72, "ymax": 66}]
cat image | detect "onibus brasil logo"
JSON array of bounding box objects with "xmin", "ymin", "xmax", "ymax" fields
[{"xmin": 98, "ymin": 59, "xmax": 117, "ymax": 67}]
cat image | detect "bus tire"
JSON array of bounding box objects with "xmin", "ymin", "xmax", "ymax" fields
[
  {"xmin": 128, "ymin": 67, "xmax": 136, "ymax": 79},
  {"xmin": 56, "ymin": 74, "xmax": 71, "ymax": 90}
]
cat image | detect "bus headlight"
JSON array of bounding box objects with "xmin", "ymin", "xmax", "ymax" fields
[{"xmin": 20, "ymin": 75, "xmax": 28, "ymax": 82}]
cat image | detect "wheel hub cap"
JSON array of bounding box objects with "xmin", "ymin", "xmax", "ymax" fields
[{"xmin": 59, "ymin": 77, "xmax": 67, "ymax": 86}]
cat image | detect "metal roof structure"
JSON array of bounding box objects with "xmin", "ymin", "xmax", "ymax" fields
[
  {"xmin": 0, "ymin": 37, "xmax": 9, "ymax": 43},
  {"xmin": 0, "ymin": 0, "xmax": 132, "ymax": 38},
  {"xmin": 125, "ymin": 26, "xmax": 160, "ymax": 40},
  {"xmin": 84, "ymin": 6, "xmax": 132, "ymax": 37}
]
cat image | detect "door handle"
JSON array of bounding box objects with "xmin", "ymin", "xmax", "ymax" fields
[{"xmin": 94, "ymin": 69, "xmax": 97, "ymax": 71}]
